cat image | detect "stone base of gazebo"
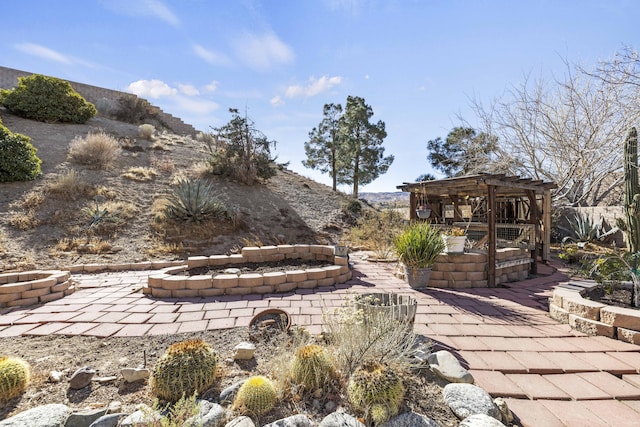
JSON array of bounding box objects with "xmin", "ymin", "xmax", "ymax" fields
[{"xmin": 396, "ymin": 248, "xmax": 531, "ymax": 288}]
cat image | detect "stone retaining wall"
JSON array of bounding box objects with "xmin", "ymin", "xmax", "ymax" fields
[
  {"xmin": 143, "ymin": 245, "xmax": 352, "ymax": 298},
  {"xmin": 550, "ymin": 280, "xmax": 640, "ymax": 345},
  {"xmin": 0, "ymin": 270, "xmax": 74, "ymax": 308}
]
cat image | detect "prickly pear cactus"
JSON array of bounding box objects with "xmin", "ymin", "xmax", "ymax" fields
[
  {"xmin": 233, "ymin": 375, "xmax": 277, "ymax": 415},
  {"xmin": 347, "ymin": 361, "xmax": 404, "ymax": 425},
  {"xmin": 150, "ymin": 339, "xmax": 218, "ymax": 402},
  {"xmin": 0, "ymin": 356, "xmax": 30, "ymax": 401},
  {"xmin": 290, "ymin": 344, "xmax": 336, "ymax": 391}
]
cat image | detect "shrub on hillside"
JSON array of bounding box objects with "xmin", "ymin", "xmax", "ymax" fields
[
  {"xmin": 68, "ymin": 131, "xmax": 121, "ymax": 169},
  {"xmin": 0, "ymin": 123, "xmax": 41, "ymax": 182},
  {"xmin": 0, "ymin": 74, "xmax": 96, "ymax": 123}
]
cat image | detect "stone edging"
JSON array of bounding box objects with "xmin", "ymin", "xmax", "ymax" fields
[
  {"xmin": 550, "ymin": 280, "xmax": 640, "ymax": 345},
  {"xmin": 143, "ymin": 245, "xmax": 352, "ymax": 298},
  {"xmin": 0, "ymin": 270, "xmax": 74, "ymax": 308}
]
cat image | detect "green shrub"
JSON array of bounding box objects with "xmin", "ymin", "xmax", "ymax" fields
[
  {"xmin": 1, "ymin": 74, "xmax": 96, "ymax": 123},
  {"xmin": 393, "ymin": 222, "xmax": 445, "ymax": 268},
  {"xmin": 0, "ymin": 124, "xmax": 41, "ymax": 182},
  {"xmin": 165, "ymin": 177, "xmax": 227, "ymax": 222}
]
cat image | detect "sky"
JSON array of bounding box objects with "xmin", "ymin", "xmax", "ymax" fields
[{"xmin": 2, "ymin": 0, "xmax": 639, "ymax": 193}]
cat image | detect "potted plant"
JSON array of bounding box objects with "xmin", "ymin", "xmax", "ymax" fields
[
  {"xmin": 393, "ymin": 222, "xmax": 445, "ymax": 288},
  {"xmin": 443, "ymin": 227, "xmax": 466, "ymax": 254}
]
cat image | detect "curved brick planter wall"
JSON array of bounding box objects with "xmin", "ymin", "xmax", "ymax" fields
[
  {"xmin": 0, "ymin": 270, "xmax": 74, "ymax": 308},
  {"xmin": 397, "ymin": 248, "xmax": 531, "ymax": 288},
  {"xmin": 143, "ymin": 245, "xmax": 352, "ymax": 298},
  {"xmin": 551, "ymin": 280, "xmax": 640, "ymax": 345}
]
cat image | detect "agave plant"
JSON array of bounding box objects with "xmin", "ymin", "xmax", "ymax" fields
[
  {"xmin": 165, "ymin": 177, "xmax": 227, "ymax": 222},
  {"xmin": 560, "ymin": 213, "xmax": 619, "ymax": 246}
]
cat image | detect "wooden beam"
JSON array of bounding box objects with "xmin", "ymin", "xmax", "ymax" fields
[
  {"xmin": 409, "ymin": 191, "xmax": 417, "ymax": 221},
  {"xmin": 526, "ymin": 190, "xmax": 539, "ymax": 275},
  {"xmin": 488, "ymin": 184, "xmax": 497, "ymax": 288}
]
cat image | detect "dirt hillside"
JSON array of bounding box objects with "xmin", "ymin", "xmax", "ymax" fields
[{"xmin": 0, "ymin": 110, "xmax": 355, "ymax": 271}]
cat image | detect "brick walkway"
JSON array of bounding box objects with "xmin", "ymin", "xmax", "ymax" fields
[{"xmin": 2, "ymin": 255, "xmax": 640, "ymax": 426}]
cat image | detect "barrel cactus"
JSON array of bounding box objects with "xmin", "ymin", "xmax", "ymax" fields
[
  {"xmin": 0, "ymin": 356, "xmax": 30, "ymax": 401},
  {"xmin": 233, "ymin": 375, "xmax": 277, "ymax": 415},
  {"xmin": 150, "ymin": 339, "xmax": 218, "ymax": 402},
  {"xmin": 347, "ymin": 361, "xmax": 404, "ymax": 425},
  {"xmin": 290, "ymin": 344, "xmax": 337, "ymax": 391}
]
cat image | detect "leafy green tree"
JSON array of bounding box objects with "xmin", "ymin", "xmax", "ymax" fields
[
  {"xmin": 303, "ymin": 103, "xmax": 343, "ymax": 191},
  {"xmin": 415, "ymin": 173, "xmax": 436, "ymax": 182},
  {"xmin": 209, "ymin": 109, "xmax": 277, "ymax": 185},
  {"xmin": 338, "ymin": 96, "xmax": 393, "ymax": 198},
  {"xmin": 0, "ymin": 74, "xmax": 96, "ymax": 124},
  {"xmin": 427, "ymin": 127, "xmax": 497, "ymax": 178}
]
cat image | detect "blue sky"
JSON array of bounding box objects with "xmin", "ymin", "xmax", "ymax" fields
[{"xmin": 2, "ymin": 0, "xmax": 638, "ymax": 192}]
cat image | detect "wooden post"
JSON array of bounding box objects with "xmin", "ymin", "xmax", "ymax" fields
[
  {"xmin": 409, "ymin": 191, "xmax": 417, "ymax": 221},
  {"xmin": 526, "ymin": 190, "xmax": 539, "ymax": 275},
  {"xmin": 542, "ymin": 190, "xmax": 552, "ymax": 262},
  {"xmin": 488, "ymin": 185, "xmax": 496, "ymax": 288}
]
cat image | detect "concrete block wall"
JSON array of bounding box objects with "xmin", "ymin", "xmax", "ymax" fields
[
  {"xmin": 0, "ymin": 270, "xmax": 74, "ymax": 308},
  {"xmin": 0, "ymin": 66, "xmax": 197, "ymax": 136},
  {"xmin": 145, "ymin": 245, "xmax": 352, "ymax": 298}
]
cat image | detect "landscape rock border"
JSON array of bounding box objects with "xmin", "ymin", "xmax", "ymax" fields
[{"xmin": 0, "ymin": 270, "xmax": 74, "ymax": 309}]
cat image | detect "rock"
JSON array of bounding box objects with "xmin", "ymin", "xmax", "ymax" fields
[
  {"xmin": 120, "ymin": 367, "xmax": 150, "ymax": 383},
  {"xmin": 263, "ymin": 414, "xmax": 315, "ymax": 427},
  {"xmin": 319, "ymin": 412, "xmax": 366, "ymax": 427},
  {"xmin": 459, "ymin": 414, "xmax": 506, "ymax": 426},
  {"xmin": 233, "ymin": 342, "xmax": 256, "ymax": 360},
  {"xmin": 428, "ymin": 350, "xmax": 474, "ymax": 384},
  {"xmin": 89, "ymin": 414, "xmax": 126, "ymax": 427},
  {"xmin": 94, "ymin": 376, "xmax": 118, "ymax": 383},
  {"xmin": 107, "ymin": 401, "xmax": 122, "ymax": 413},
  {"xmin": 69, "ymin": 366, "xmax": 96, "ymax": 389},
  {"xmin": 443, "ymin": 383, "xmax": 500, "ymax": 420},
  {"xmin": 224, "ymin": 268, "xmax": 241, "ymax": 275},
  {"xmin": 185, "ymin": 401, "xmax": 226, "ymax": 427},
  {"xmin": 312, "ymin": 399, "xmax": 322, "ymax": 410},
  {"xmin": 0, "ymin": 404, "xmax": 70, "ymax": 427},
  {"xmin": 224, "ymin": 416, "xmax": 255, "ymax": 427},
  {"xmin": 219, "ymin": 380, "xmax": 244, "ymax": 403},
  {"xmin": 324, "ymin": 400, "xmax": 337, "ymax": 413},
  {"xmin": 493, "ymin": 398, "xmax": 513, "ymax": 424},
  {"xmin": 120, "ymin": 404, "xmax": 160, "ymax": 426},
  {"xmin": 381, "ymin": 411, "xmax": 440, "ymax": 427},
  {"xmin": 65, "ymin": 408, "xmax": 106, "ymax": 427},
  {"xmin": 49, "ymin": 370, "xmax": 64, "ymax": 382}
]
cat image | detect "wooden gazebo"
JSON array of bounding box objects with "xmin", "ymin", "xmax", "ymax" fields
[{"xmin": 397, "ymin": 174, "xmax": 556, "ymax": 287}]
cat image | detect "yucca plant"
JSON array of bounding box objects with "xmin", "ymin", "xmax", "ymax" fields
[
  {"xmin": 393, "ymin": 222, "xmax": 445, "ymax": 269},
  {"xmin": 164, "ymin": 177, "xmax": 227, "ymax": 222}
]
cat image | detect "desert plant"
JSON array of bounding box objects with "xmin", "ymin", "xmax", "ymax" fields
[
  {"xmin": 393, "ymin": 222, "xmax": 445, "ymax": 268},
  {"xmin": 122, "ymin": 166, "xmax": 157, "ymax": 181},
  {"xmin": 0, "ymin": 123, "xmax": 41, "ymax": 182},
  {"xmin": 625, "ymin": 127, "xmax": 640, "ymax": 253},
  {"xmin": 560, "ymin": 213, "xmax": 619, "ymax": 245},
  {"xmin": 164, "ymin": 177, "xmax": 227, "ymax": 222},
  {"xmin": 347, "ymin": 361, "xmax": 404, "ymax": 426},
  {"xmin": 139, "ymin": 124, "xmax": 156, "ymax": 140},
  {"xmin": 290, "ymin": 344, "xmax": 337, "ymax": 391},
  {"xmin": 347, "ymin": 209, "xmax": 405, "ymax": 259},
  {"xmin": 68, "ymin": 131, "xmax": 121, "ymax": 169},
  {"xmin": 141, "ymin": 392, "xmax": 202, "ymax": 427},
  {"xmin": 47, "ymin": 169, "xmax": 91, "ymax": 200},
  {"xmin": 233, "ymin": 376, "xmax": 277, "ymax": 416},
  {"xmin": 0, "ymin": 74, "xmax": 96, "ymax": 123},
  {"xmin": 150, "ymin": 339, "xmax": 219, "ymax": 403},
  {"xmin": 0, "ymin": 356, "xmax": 30, "ymax": 401}
]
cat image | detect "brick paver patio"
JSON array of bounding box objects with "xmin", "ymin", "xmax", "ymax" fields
[{"xmin": 1, "ymin": 254, "xmax": 640, "ymax": 426}]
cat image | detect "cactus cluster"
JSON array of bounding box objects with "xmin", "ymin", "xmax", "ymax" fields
[
  {"xmin": 347, "ymin": 361, "xmax": 404, "ymax": 425},
  {"xmin": 0, "ymin": 356, "xmax": 30, "ymax": 401},
  {"xmin": 233, "ymin": 376, "xmax": 277, "ymax": 415},
  {"xmin": 150, "ymin": 339, "xmax": 218, "ymax": 402},
  {"xmin": 290, "ymin": 344, "xmax": 337, "ymax": 391},
  {"xmin": 625, "ymin": 127, "xmax": 640, "ymax": 254}
]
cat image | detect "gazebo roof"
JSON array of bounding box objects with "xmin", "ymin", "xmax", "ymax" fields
[{"xmin": 397, "ymin": 173, "xmax": 557, "ymax": 198}]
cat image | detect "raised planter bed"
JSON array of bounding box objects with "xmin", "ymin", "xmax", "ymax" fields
[
  {"xmin": 0, "ymin": 270, "xmax": 74, "ymax": 308},
  {"xmin": 143, "ymin": 245, "xmax": 352, "ymax": 298},
  {"xmin": 550, "ymin": 280, "xmax": 640, "ymax": 345}
]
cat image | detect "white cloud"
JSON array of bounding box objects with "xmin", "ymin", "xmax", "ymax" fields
[
  {"xmin": 204, "ymin": 81, "xmax": 219, "ymax": 93},
  {"xmin": 178, "ymin": 84, "xmax": 199, "ymax": 96},
  {"xmin": 127, "ymin": 79, "xmax": 177, "ymax": 98},
  {"xmin": 100, "ymin": 0, "xmax": 180, "ymax": 27},
  {"xmin": 234, "ymin": 31, "xmax": 294, "ymax": 70},
  {"xmin": 173, "ymin": 96, "xmax": 219, "ymax": 115},
  {"xmin": 270, "ymin": 96, "xmax": 284, "ymax": 107},
  {"xmin": 285, "ymin": 76, "xmax": 343, "ymax": 98},
  {"xmin": 14, "ymin": 43, "xmax": 72, "ymax": 64},
  {"xmin": 192, "ymin": 44, "xmax": 232, "ymax": 66}
]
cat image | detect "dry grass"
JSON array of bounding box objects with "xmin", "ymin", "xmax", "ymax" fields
[
  {"xmin": 47, "ymin": 169, "xmax": 92, "ymax": 200},
  {"xmin": 68, "ymin": 131, "xmax": 121, "ymax": 169},
  {"xmin": 81, "ymin": 200, "xmax": 138, "ymax": 235},
  {"xmin": 151, "ymin": 156, "xmax": 175, "ymax": 173},
  {"xmin": 138, "ymin": 124, "xmax": 156, "ymax": 140},
  {"xmin": 8, "ymin": 211, "xmax": 39, "ymax": 230},
  {"xmin": 121, "ymin": 167, "xmax": 157, "ymax": 182},
  {"xmin": 346, "ymin": 209, "xmax": 406, "ymax": 259},
  {"xmin": 192, "ymin": 161, "xmax": 212, "ymax": 178},
  {"xmin": 20, "ymin": 190, "xmax": 46, "ymax": 210},
  {"xmin": 54, "ymin": 237, "xmax": 113, "ymax": 254},
  {"xmin": 95, "ymin": 186, "xmax": 117, "ymax": 200},
  {"xmin": 143, "ymin": 238, "xmax": 184, "ymax": 257}
]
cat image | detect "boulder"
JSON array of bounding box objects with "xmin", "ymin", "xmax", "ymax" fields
[
  {"xmin": 459, "ymin": 414, "xmax": 506, "ymax": 426},
  {"xmin": 0, "ymin": 404, "xmax": 70, "ymax": 427},
  {"xmin": 263, "ymin": 414, "xmax": 315, "ymax": 427},
  {"xmin": 319, "ymin": 412, "xmax": 365, "ymax": 427},
  {"xmin": 69, "ymin": 366, "xmax": 96, "ymax": 389},
  {"xmin": 443, "ymin": 383, "xmax": 500, "ymax": 420},
  {"xmin": 428, "ymin": 350, "xmax": 474, "ymax": 383},
  {"xmin": 224, "ymin": 416, "xmax": 255, "ymax": 427},
  {"xmin": 381, "ymin": 411, "xmax": 440, "ymax": 427}
]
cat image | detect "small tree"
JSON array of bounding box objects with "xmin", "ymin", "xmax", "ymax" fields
[
  {"xmin": 303, "ymin": 103, "xmax": 344, "ymax": 191},
  {"xmin": 338, "ymin": 96, "xmax": 393, "ymax": 198},
  {"xmin": 0, "ymin": 74, "xmax": 96, "ymax": 124},
  {"xmin": 209, "ymin": 109, "xmax": 277, "ymax": 185},
  {"xmin": 427, "ymin": 127, "xmax": 498, "ymax": 178},
  {"xmin": 0, "ymin": 123, "xmax": 41, "ymax": 182}
]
